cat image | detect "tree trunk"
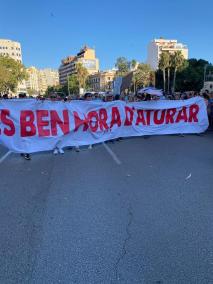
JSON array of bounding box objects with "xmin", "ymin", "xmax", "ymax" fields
[
  {"xmin": 163, "ymin": 69, "xmax": 166, "ymax": 93},
  {"xmin": 153, "ymin": 72, "xmax": 156, "ymax": 87},
  {"xmin": 78, "ymin": 79, "xmax": 81, "ymax": 94},
  {"xmin": 133, "ymin": 81, "xmax": 136, "ymax": 95},
  {"xmin": 167, "ymin": 68, "xmax": 170, "ymax": 94},
  {"xmin": 172, "ymin": 68, "xmax": 177, "ymax": 94}
]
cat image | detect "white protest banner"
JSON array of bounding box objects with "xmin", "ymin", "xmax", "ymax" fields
[{"xmin": 0, "ymin": 97, "xmax": 209, "ymax": 153}]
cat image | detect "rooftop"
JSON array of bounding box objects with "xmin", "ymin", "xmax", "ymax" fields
[{"xmin": 0, "ymin": 39, "xmax": 21, "ymax": 44}]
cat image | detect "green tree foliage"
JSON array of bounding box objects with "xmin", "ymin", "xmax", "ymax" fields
[
  {"xmin": 115, "ymin": 57, "xmax": 129, "ymax": 76},
  {"xmin": 76, "ymin": 63, "xmax": 89, "ymax": 89},
  {"xmin": 133, "ymin": 63, "xmax": 154, "ymax": 91},
  {"xmin": 131, "ymin": 59, "xmax": 137, "ymax": 70},
  {"xmin": 0, "ymin": 55, "xmax": 28, "ymax": 93},
  {"xmin": 68, "ymin": 74, "xmax": 79, "ymax": 94},
  {"xmin": 85, "ymin": 77, "xmax": 92, "ymax": 91},
  {"xmin": 159, "ymin": 52, "xmax": 170, "ymax": 92},
  {"xmin": 45, "ymin": 85, "xmax": 66, "ymax": 97},
  {"xmin": 158, "ymin": 51, "xmax": 188, "ymax": 93},
  {"xmin": 170, "ymin": 51, "xmax": 186, "ymax": 92},
  {"xmin": 175, "ymin": 59, "xmax": 209, "ymax": 92},
  {"xmin": 45, "ymin": 64, "xmax": 89, "ymax": 98},
  {"xmin": 155, "ymin": 69, "xmax": 164, "ymax": 90}
]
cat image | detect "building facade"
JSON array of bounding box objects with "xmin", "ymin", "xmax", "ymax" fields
[
  {"xmin": 0, "ymin": 39, "xmax": 26, "ymax": 93},
  {"xmin": 88, "ymin": 70, "xmax": 116, "ymax": 92},
  {"xmin": 59, "ymin": 46, "xmax": 99, "ymax": 85},
  {"xmin": 0, "ymin": 39, "xmax": 22, "ymax": 63},
  {"xmin": 26, "ymin": 67, "xmax": 59, "ymax": 95},
  {"xmin": 25, "ymin": 66, "xmax": 40, "ymax": 92},
  {"xmin": 39, "ymin": 68, "xmax": 59, "ymax": 93},
  {"xmin": 147, "ymin": 38, "xmax": 188, "ymax": 70}
]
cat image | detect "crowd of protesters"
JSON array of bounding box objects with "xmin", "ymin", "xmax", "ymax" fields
[{"xmin": 0, "ymin": 89, "xmax": 212, "ymax": 160}]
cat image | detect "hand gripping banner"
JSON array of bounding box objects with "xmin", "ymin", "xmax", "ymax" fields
[{"xmin": 0, "ymin": 97, "xmax": 209, "ymax": 153}]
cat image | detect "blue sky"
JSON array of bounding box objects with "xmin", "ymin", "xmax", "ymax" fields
[{"xmin": 0, "ymin": 0, "xmax": 212, "ymax": 70}]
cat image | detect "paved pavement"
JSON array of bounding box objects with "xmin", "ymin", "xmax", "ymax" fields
[{"xmin": 0, "ymin": 134, "xmax": 213, "ymax": 284}]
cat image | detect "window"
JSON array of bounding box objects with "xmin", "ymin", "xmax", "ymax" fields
[{"xmin": 210, "ymin": 85, "xmax": 212, "ymax": 89}]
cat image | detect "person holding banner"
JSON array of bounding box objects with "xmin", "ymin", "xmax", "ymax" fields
[
  {"xmin": 84, "ymin": 92, "xmax": 93, "ymax": 150},
  {"xmin": 19, "ymin": 92, "xmax": 31, "ymax": 160},
  {"xmin": 104, "ymin": 93, "xmax": 114, "ymax": 102},
  {"xmin": 53, "ymin": 146, "xmax": 64, "ymax": 155},
  {"xmin": 0, "ymin": 95, "xmax": 208, "ymax": 154},
  {"xmin": 75, "ymin": 92, "xmax": 94, "ymax": 152},
  {"xmin": 49, "ymin": 94, "xmax": 65, "ymax": 155}
]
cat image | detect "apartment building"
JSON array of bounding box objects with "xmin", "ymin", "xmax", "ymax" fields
[
  {"xmin": 0, "ymin": 39, "xmax": 27, "ymax": 93},
  {"xmin": 39, "ymin": 68, "xmax": 59, "ymax": 93},
  {"xmin": 88, "ymin": 70, "xmax": 116, "ymax": 92},
  {"xmin": 26, "ymin": 67, "xmax": 59, "ymax": 94},
  {"xmin": 147, "ymin": 38, "xmax": 188, "ymax": 70},
  {"xmin": 25, "ymin": 66, "xmax": 40, "ymax": 92},
  {"xmin": 59, "ymin": 46, "xmax": 99, "ymax": 85},
  {"xmin": 0, "ymin": 39, "xmax": 22, "ymax": 63}
]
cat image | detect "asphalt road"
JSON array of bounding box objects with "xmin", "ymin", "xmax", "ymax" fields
[{"xmin": 0, "ymin": 134, "xmax": 213, "ymax": 284}]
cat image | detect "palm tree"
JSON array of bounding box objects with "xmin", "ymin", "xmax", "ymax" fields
[
  {"xmin": 76, "ymin": 63, "xmax": 89, "ymax": 92},
  {"xmin": 171, "ymin": 51, "xmax": 185, "ymax": 93},
  {"xmin": 131, "ymin": 59, "xmax": 137, "ymax": 70},
  {"xmin": 167, "ymin": 54, "xmax": 172, "ymax": 94},
  {"xmin": 159, "ymin": 52, "xmax": 170, "ymax": 93},
  {"xmin": 115, "ymin": 57, "xmax": 129, "ymax": 76}
]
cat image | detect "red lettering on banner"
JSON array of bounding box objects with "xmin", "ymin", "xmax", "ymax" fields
[
  {"xmin": 87, "ymin": 111, "xmax": 99, "ymax": 132},
  {"xmin": 136, "ymin": 110, "xmax": 146, "ymax": 126},
  {"xmin": 188, "ymin": 104, "xmax": 199, "ymax": 122},
  {"xmin": 99, "ymin": 108, "xmax": 109, "ymax": 131},
  {"xmin": 0, "ymin": 109, "xmax": 15, "ymax": 136},
  {"xmin": 146, "ymin": 110, "xmax": 151, "ymax": 125},
  {"xmin": 175, "ymin": 107, "xmax": 188, "ymax": 123},
  {"xmin": 153, "ymin": 110, "xmax": 166, "ymax": 125},
  {"xmin": 20, "ymin": 111, "xmax": 36, "ymax": 137},
  {"xmin": 124, "ymin": 106, "xmax": 134, "ymax": 126},
  {"xmin": 110, "ymin": 107, "xmax": 121, "ymax": 128},
  {"xmin": 50, "ymin": 110, "xmax": 69, "ymax": 135},
  {"xmin": 165, "ymin": 108, "xmax": 176, "ymax": 124},
  {"xmin": 74, "ymin": 111, "xmax": 89, "ymax": 132},
  {"xmin": 36, "ymin": 110, "xmax": 50, "ymax": 137}
]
